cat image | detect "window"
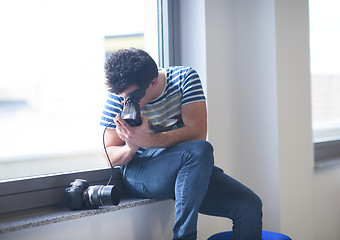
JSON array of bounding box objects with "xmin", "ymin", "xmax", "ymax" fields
[
  {"xmin": 0, "ymin": 0, "xmax": 159, "ymax": 181},
  {"xmin": 0, "ymin": 0, "xmax": 177, "ymax": 217},
  {"xmin": 309, "ymin": 0, "xmax": 340, "ymax": 165}
]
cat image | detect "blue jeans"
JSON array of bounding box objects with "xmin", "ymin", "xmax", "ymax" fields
[{"xmin": 121, "ymin": 140, "xmax": 262, "ymax": 240}]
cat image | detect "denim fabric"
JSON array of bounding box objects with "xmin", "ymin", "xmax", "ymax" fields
[{"xmin": 121, "ymin": 140, "xmax": 262, "ymax": 240}]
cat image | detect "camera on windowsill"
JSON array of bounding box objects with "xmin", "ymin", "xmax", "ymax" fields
[{"xmin": 65, "ymin": 179, "xmax": 120, "ymax": 210}]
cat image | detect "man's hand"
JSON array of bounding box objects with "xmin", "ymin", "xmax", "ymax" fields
[
  {"xmin": 114, "ymin": 114, "xmax": 152, "ymax": 148},
  {"xmin": 113, "ymin": 101, "xmax": 207, "ymax": 150}
]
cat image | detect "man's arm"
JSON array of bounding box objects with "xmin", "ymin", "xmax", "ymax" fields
[
  {"xmin": 150, "ymin": 101, "xmax": 207, "ymax": 148},
  {"xmin": 114, "ymin": 101, "xmax": 207, "ymax": 149},
  {"xmin": 103, "ymin": 127, "xmax": 139, "ymax": 167},
  {"xmin": 103, "ymin": 100, "xmax": 207, "ymax": 166}
]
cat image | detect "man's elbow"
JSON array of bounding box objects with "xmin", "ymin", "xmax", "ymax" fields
[{"xmin": 193, "ymin": 130, "xmax": 207, "ymax": 141}]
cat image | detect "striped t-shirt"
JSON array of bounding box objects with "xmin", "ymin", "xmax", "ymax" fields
[{"xmin": 100, "ymin": 66, "xmax": 206, "ymax": 151}]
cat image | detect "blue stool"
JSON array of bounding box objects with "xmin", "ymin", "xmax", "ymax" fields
[{"xmin": 208, "ymin": 230, "xmax": 292, "ymax": 240}]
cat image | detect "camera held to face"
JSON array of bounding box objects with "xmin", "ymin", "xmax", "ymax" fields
[
  {"xmin": 65, "ymin": 179, "xmax": 120, "ymax": 210},
  {"xmin": 120, "ymin": 88, "xmax": 146, "ymax": 127}
]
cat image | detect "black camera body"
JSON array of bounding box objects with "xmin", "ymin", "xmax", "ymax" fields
[
  {"xmin": 120, "ymin": 88, "xmax": 146, "ymax": 127},
  {"xmin": 65, "ymin": 179, "xmax": 120, "ymax": 210}
]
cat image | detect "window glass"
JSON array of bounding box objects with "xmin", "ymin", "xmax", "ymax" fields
[
  {"xmin": 309, "ymin": 0, "xmax": 340, "ymax": 142},
  {"xmin": 0, "ymin": 0, "xmax": 159, "ymax": 180}
]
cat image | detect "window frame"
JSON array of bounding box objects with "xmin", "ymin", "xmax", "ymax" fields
[
  {"xmin": 0, "ymin": 168, "xmax": 123, "ymax": 217},
  {"xmin": 0, "ymin": 0, "xmax": 178, "ymax": 217},
  {"xmin": 158, "ymin": 0, "xmax": 180, "ymax": 67},
  {"xmin": 314, "ymin": 139, "xmax": 340, "ymax": 168}
]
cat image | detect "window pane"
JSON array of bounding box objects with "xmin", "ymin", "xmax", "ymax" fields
[
  {"xmin": 309, "ymin": 0, "xmax": 340, "ymax": 141},
  {"xmin": 0, "ymin": 0, "xmax": 159, "ymax": 180}
]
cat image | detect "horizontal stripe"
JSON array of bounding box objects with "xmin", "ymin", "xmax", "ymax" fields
[
  {"xmin": 182, "ymin": 96, "xmax": 206, "ymax": 106},
  {"xmin": 143, "ymin": 91, "xmax": 181, "ymax": 113},
  {"xmin": 146, "ymin": 104, "xmax": 181, "ymax": 125},
  {"xmin": 183, "ymin": 90, "xmax": 205, "ymax": 100}
]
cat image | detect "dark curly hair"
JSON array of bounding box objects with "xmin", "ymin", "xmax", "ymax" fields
[{"xmin": 104, "ymin": 48, "xmax": 158, "ymax": 94}]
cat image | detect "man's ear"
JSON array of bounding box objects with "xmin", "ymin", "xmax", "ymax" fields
[{"xmin": 150, "ymin": 77, "xmax": 158, "ymax": 87}]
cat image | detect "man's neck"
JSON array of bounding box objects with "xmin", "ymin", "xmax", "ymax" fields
[{"xmin": 151, "ymin": 70, "xmax": 166, "ymax": 101}]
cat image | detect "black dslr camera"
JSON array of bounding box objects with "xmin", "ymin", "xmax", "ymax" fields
[
  {"xmin": 120, "ymin": 88, "xmax": 146, "ymax": 127},
  {"xmin": 65, "ymin": 179, "xmax": 120, "ymax": 210}
]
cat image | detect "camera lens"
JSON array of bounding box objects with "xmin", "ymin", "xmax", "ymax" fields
[{"xmin": 86, "ymin": 185, "xmax": 120, "ymax": 208}]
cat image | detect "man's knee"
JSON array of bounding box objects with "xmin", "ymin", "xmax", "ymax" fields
[
  {"xmin": 192, "ymin": 139, "xmax": 213, "ymax": 154},
  {"xmin": 177, "ymin": 140, "xmax": 214, "ymax": 173},
  {"xmin": 188, "ymin": 140, "xmax": 214, "ymax": 165}
]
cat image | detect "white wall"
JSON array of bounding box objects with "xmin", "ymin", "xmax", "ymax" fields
[
  {"xmin": 275, "ymin": 1, "xmax": 314, "ymax": 238},
  {"xmin": 1, "ymin": 200, "xmax": 175, "ymax": 240},
  {"xmin": 180, "ymin": 0, "xmax": 340, "ymax": 240}
]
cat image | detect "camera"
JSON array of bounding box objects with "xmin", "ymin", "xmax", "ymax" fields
[
  {"xmin": 65, "ymin": 179, "xmax": 120, "ymax": 210},
  {"xmin": 120, "ymin": 88, "xmax": 146, "ymax": 127}
]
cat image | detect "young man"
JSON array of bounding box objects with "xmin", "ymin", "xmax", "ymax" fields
[{"xmin": 100, "ymin": 48, "xmax": 262, "ymax": 240}]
